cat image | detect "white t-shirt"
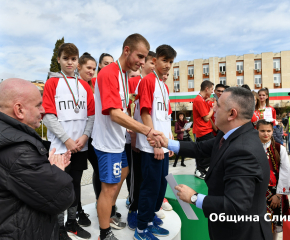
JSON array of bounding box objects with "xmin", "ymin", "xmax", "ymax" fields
[
  {"xmin": 91, "ymin": 63, "xmax": 128, "ymax": 153},
  {"xmin": 135, "ymin": 72, "xmax": 172, "ymax": 154},
  {"xmin": 43, "ymin": 76, "xmax": 95, "ymax": 154}
]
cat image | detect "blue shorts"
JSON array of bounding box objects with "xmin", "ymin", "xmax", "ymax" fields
[{"xmin": 94, "ymin": 148, "xmax": 128, "ymax": 184}]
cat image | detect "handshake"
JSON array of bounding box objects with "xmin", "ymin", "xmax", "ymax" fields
[{"xmin": 146, "ymin": 130, "xmax": 169, "ymax": 149}]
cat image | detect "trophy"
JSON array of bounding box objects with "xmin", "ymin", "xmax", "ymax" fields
[
  {"xmin": 129, "ymin": 93, "xmax": 137, "ymax": 118},
  {"xmin": 259, "ymin": 109, "xmax": 265, "ymax": 119}
]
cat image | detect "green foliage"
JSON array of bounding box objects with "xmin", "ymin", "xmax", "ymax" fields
[
  {"xmin": 35, "ymin": 124, "xmax": 47, "ymax": 140},
  {"xmin": 48, "ymin": 37, "xmax": 64, "ymax": 79}
]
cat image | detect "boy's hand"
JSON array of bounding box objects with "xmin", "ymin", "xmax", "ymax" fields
[
  {"xmin": 148, "ymin": 132, "xmax": 168, "ymax": 148},
  {"xmin": 64, "ymin": 138, "xmax": 80, "ymax": 153},
  {"xmin": 154, "ymin": 148, "xmax": 164, "ymax": 160},
  {"xmin": 147, "ymin": 129, "xmax": 164, "ymax": 148},
  {"xmin": 75, "ymin": 135, "xmax": 89, "ymax": 150},
  {"xmin": 169, "ymin": 150, "xmax": 174, "ymax": 157}
]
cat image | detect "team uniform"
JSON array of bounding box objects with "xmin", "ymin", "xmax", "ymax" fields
[
  {"xmin": 91, "ymin": 62, "xmax": 129, "ymax": 184},
  {"xmin": 42, "ymin": 73, "xmax": 94, "ymax": 239},
  {"xmin": 192, "ymin": 94, "xmax": 215, "ymax": 176},
  {"xmin": 135, "ymin": 72, "xmax": 172, "ymax": 231},
  {"xmin": 127, "ymin": 76, "xmax": 143, "ymax": 215}
]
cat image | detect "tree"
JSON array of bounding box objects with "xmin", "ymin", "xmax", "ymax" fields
[{"xmin": 47, "ymin": 37, "xmax": 64, "ymax": 79}]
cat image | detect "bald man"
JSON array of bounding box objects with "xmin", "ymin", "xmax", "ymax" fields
[{"xmin": 0, "ymin": 78, "xmax": 75, "ymax": 240}]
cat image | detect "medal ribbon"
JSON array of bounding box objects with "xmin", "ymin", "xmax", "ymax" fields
[
  {"xmin": 60, "ymin": 71, "xmax": 79, "ymax": 108},
  {"xmin": 116, "ymin": 60, "xmax": 129, "ymax": 107},
  {"xmin": 153, "ymin": 71, "xmax": 167, "ymax": 111}
]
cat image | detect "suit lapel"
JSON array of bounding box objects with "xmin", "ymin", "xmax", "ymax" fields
[{"xmin": 205, "ymin": 122, "xmax": 254, "ymax": 181}]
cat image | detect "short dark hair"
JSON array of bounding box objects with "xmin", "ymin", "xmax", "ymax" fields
[
  {"xmin": 224, "ymin": 87, "xmax": 254, "ymax": 120},
  {"xmin": 58, "ymin": 43, "xmax": 79, "ymax": 58},
  {"xmin": 224, "ymin": 85, "xmax": 230, "ymax": 89},
  {"xmin": 146, "ymin": 51, "xmax": 156, "ymax": 62},
  {"xmin": 215, "ymin": 83, "xmax": 225, "ymax": 90},
  {"xmin": 156, "ymin": 45, "xmax": 177, "ymax": 60},
  {"xmin": 200, "ymin": 80, "xmax": 214, "ymax": 91},
  {"xmin": 241, "ymin": 84, "xmax": 251, "ymax": 91},
  {"xmin": 123, "ymin": 33, "xmax": 150, "ymax": 52}
]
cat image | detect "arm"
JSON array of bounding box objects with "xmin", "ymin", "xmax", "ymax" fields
[
  {"xmin": 43, "ymin": 114, "xmax": 69, "ymax": 143},
  {"xmin": 203, "ymin": 108, "xmax": 214, "ymax": 122},
  {"xmin": 43, "ymin": 114, "xmax": 80, "ymax": 153},
  {"xmin": 75, "ymin": 115, "xmax": 95, "ymax": 150},
  {"xmin": 202, "ymin": 150, "xmax": 263, "ymax": 217},
  {"xmin": 175, "ymin": 122, "xmax": 182, "ymax": 134},
  {"xmin": 277, "ymin": 145, "xmax": 290, "ymax": 195},
  {"xmin": 210, "ymin": 118, "xmax": 218, "ymax": 132},
  {"xmin": 8, "ymin": 146, "xmax": 75, "ymax": 215},
  {"xmin": 109, "ymin": 108, "xmax": 163, "ymax": 147},
  {"xmin": 141, "ymin": 108, "xmax": 164, "ymax": 160}
]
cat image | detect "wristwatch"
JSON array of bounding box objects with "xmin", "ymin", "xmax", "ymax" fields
[{"xmin": 191, "ymin": 193, "xmax": 199, "ymax": 205}]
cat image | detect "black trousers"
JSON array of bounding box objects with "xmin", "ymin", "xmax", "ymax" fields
[
  {"xmin": 125, "ymin": 143, "xmax": 132, "ymax": 193},
  {"xmin": 129, "ymin": 150, "xmax": 143, "ymax": 211},
  {"xmin": 196, "ymin": 132, "xmax": 215, "ymax": 173},
  {"xmin": 174, "ymin": 137, "xmax": 191, "ymax": 165},
  {"xmin": 78, "ymin": 138, "xmax": 100, "ymax": 212}
]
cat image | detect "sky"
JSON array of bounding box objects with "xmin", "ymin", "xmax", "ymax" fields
[{"xmin": 1, "ymin": 0, "xmax": 290, "ymax": 81}]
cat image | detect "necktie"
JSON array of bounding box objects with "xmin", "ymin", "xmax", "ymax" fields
[{"xmin": 219, "ymin": 137, "xmax": 225, "ymax": 149}]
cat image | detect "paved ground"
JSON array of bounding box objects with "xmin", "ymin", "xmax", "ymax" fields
[{"xmin": 80, "ymin": 157, "xmax": 284, "ymax": 239}]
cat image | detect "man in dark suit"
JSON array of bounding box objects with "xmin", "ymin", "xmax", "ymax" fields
[{"xmin": 149, "ymin": 87, "xmax": 272, "ymax": 240}]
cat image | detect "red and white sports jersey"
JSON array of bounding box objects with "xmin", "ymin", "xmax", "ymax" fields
[
  {"xmin": 43, "ymin": 76, "xmax": 95, "ymax": 154},
  {"xmin": 135, "ymin": 72, "xmax": 172, "ymax": 154},
  {"xmin": 91, "ymin": 63, "xmax": 128, "ymax": 153}
]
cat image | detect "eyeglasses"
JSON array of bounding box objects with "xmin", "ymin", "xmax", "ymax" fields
[{"xmin": 216, "ymin": 90, "xmax": 224, "ymax": 93}]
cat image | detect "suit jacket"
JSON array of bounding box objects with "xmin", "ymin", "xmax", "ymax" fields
[{"xmin": 179, "ymin": 122, "xmax": 272, "ymax": 240}]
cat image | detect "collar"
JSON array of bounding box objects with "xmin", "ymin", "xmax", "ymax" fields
[
  {"xmin": 262, "ymin": 140, "xmax": 271, "ymax": 152},
  {"xmin": 223, "ymin": 126, "xmax": 241, "ymax": 140}
]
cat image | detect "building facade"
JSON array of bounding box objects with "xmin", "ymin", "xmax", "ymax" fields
[{"xmin": 167, "ymin": 51, "xmax": 290, "ymax": 116}]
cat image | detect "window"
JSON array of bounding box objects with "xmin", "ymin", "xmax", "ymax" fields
[
  {"xmin": 273, "ymin": 59, "xmax": 280, "ymax": 69},
  {"xmin": 254, "ymin": 60, "xmax": 261, "ymax": 70},
  {"xmin": 174, "ymin": 68, "xmax": 179, "ymax": 78},
  {"xmin": 220, "ymin": 77, "xmax": 226, "ymax": 85},
  {"xmin": 188, "ymin": 66, "xmax": 194, "ymax": 75},
  {"xmin": 254, "ymin": 75, "xmax": 262, "ymax": 84},
  {"xmin": 203, "ymin": 78, "xmax": 209, "ymax": 81},
  {"xmin": 274, "ymin": 73, "xmax": 281, "ymax": 83},
  {"xmin": 188, "ymin": 80, "xmax": 194, "ymax": 88},
  {"xmin": 219, "ymin": 63, "xmax": 226, "ymax": 72},
  {"xmin": 236, "ymin": 62, "xmax": 243, "ymax": 71},
  {"xmin": 203, "ymin": 65, "xmax": 209, "ymax": 74},
  {"xmin": 174, "ymin": 81, "xmax": 180, "ymax": 91},
  {"xmin": 237, "ymin": 76, "xmax": 244, "ymax": 85}
]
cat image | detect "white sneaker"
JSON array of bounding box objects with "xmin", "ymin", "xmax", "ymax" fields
[
  {"xmin": 155, "ymin": 209, "xmax": 165, "ymax": 219},
  {"xmin": 162, "ymin": 198, "xmax": 173, "ymax": 211},
  {"xmin": 194, "ymin": 169, "xmax": 206, "ymax": 180}
]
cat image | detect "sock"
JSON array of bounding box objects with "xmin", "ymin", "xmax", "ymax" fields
[
  {"xmin": 100, "ymin": 227, "xmax": 112, "ymax": 240},
  {"xmin": 67, "ymin": 206, "xmax": 77, "ymax": 223},
  {"xmin": 110, "ymin": 205, "xmax": 116, "ymax": 217},
  {"xmin": 137, "ymin": 228, "xmax": 144, "ymax": 233},
  {"xmin": 58, "ymin": 212, "xmax": 64, "ymax": 227},
  {"xmin": 148, "ymin": 222, "xmax": 153, "ymax": 226}
]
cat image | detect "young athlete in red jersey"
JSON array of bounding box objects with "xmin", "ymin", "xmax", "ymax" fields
[
  {"xmin": 127, "ymin": 51, "xmax": 157, "ymax": 231},
  {"xmin": 91, "ymin": 34, "xmax": 164, "ymax": 240},
  {"xmin": 43, "ymin": 43, "xmax": 94, "ymax": 240},
  {"xmin": 134, "ymin": 45, "xmax": 176, "ymax": 240}
]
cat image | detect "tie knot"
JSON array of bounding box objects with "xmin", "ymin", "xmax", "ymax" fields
[{"xmin": 219, "ymin": 137, "xmax": 225, "ymax": 149}]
